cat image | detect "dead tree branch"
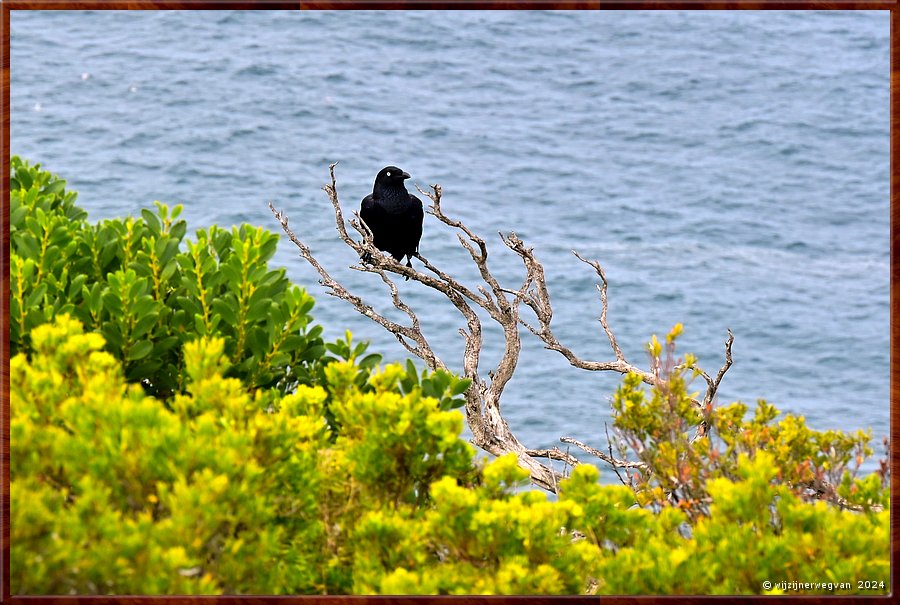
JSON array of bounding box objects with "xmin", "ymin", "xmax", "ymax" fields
[
  {"xmin": 268, "ymin": 164, "xmax": 734, "ymax": 493},
  {"xmin": 270, "ymin": 164, "xmax": 570, "ymax": 492},
  {"xmin": 560, "ymin": 437, "xmax": 649, "ymax": 472}
]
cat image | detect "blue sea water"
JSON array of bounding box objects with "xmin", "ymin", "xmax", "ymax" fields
[{"xmin": 10, "ymin": 10, "xmax": 890, "ymax": 475}]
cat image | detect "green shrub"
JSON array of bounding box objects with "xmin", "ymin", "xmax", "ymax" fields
[
  {"xmin": 11, "ymin": 317, "xmax": 889, "ymax": 595},
  {"xmin": 610, "ymin": 325, "xmax": 885, "ymax": 520},
  {"xmin": 561, "ymin": 453, "xmax": 888, "ymax": 595},
  {"xmin": 9, "ymin": 156, "xmax": 326, "ymax": 396},
  {"xmin": 9, "ymin": 159, "xmax": 888, "ymax": 595},
  {"xmin": 11, "ymin": 315, "xmax": 477, "ymax": 594},
  {"xmin": 9, "ymin": 156, "xmax": 470, "ymax": 417}
]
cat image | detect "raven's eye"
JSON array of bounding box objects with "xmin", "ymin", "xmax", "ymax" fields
[{"xmin": 386, "ymin": 171, "xmax": 391, "ymax": 176}]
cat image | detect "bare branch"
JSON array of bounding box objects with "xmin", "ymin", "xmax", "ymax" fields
[
  {"xmin": 604, "ymin": 422, "xmax": 631, "ymax": 489},
  {"xmin": 267, "ymin": 200, "xmax": 442, "ymax": 368},
  {"xmin": 525, "ymin": 447, "xmax": 581, "ymax": 469},
  {"xmin": 418, "ymin": 183, "xmax": 511, "ymax": 313},
  {"xmin": 271, "ymin": 167, "xmax": 573, "ymax": 492},
  {"xmin": 572, "ymin": 250, "xmax": 625, "ymax": 362},
  {"xmin": 791, "ymin": 478, "xmax": 884, "ymax": 513},
  {"xmin": 271, "ymin": 165, "xmax": 734, "ymax": 496},
  {"xmin": 501, "ymin": 234, "xmax": 654, "ymax": 384},
  {"xmin": 560, "ymin": 436, "xmax": 649, "ymax": 471},
  {"xmin": 705, "ymin": 328, "xmax": 735, "ymax": 408}
]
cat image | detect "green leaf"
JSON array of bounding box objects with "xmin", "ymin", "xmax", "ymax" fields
[
  {"xmin": 141, "ymin": 208, "xmax": 162, "ymax": 236},
  {"xmin": 450, "ymin": 378, "xmax": 472, "ymax": 397},
  {"xmin": 280, "ymin": 334, "xmax": 308, "ymax": 352},
  {"xmin": 16, "ymin": 168, "xmax": 33, "ymax": 190},
  {"xmin": 67, "ymin": 273, "xmax": 88, "ymax": 299},
  {"xmin": 170, "ymin": 219, "xmax": 187, "ymax": 241},
  {"xmin": 193, "ymin": 314, "xmax": 208, "ymax": 336},
  {"xmin": 298, "ymin": 296, "xmax": 315, "ymax": 315},
  {"xmin": 248, "ymin": 327, "xmax": 269, "ymax": 359},
  {"xmin": 132, "ymin": 297, "xmax": 158, "ymax": 319},
  {"xmin": 10, "ymin": 204, "xmax": 29, "ymax": 229},
  {"xmin": 246, "ymin": 299, "xmax": 275, "ymax": 324},
  {"xmin": 159, "ymin": 260, "xmax": 178, "ymax": 284},
  {"xmin": 101, "ymin": 290, "xmax": 124, "ymax": 316},
  {"xmin": 14, "ymin": 233, "xmax": 40, "ymax": 260},
  {"xmin": 219, "ymin": 263, "xmax": 241, "ymax": 288},
  {"xmin": 152, "ymin": 335, "xmax": 180, "ymax": 355},
  {"xmin": 126, "ymin": 339, "xmax": 154, "ymax": 361},
  {"xmin": 405, "ymin": 359, "xmax": 419, "ymax": 385},
  {"xmin": 176, "ymin": 296, "xmax": 201, "ymax": 317},
  {"xmin": 101, "ymin": 324, "xmax": 123, "ymax": 351},
  {"xmin": 132, "ymin": 313, "xmax": 160, "ymax": 339},
  {"xmin": 25, "ymin": 282, "xmax": 48, "ymax": 309},
  {"xmin": 359, "ymin": 353, "xmax": 383, "ymax": 370},
  {"xmin": 40, "ymin": 179, "xmax": 66, "ymax": 196},
  {"xmin": 447, "ymin": 397, "xmax": 466, "ymax": 410},
  {"xmin": 211, "ymin": 298, "xmax": 238, "ymax": 329}
]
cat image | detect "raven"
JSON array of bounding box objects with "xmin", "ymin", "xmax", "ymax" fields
[{"xmin": 360, "ymin": 166, "xmax": 424, "ymax": 278}]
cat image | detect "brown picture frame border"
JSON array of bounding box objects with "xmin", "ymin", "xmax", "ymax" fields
[{"xmin": 0, "ymin": 2, "xmax": 895, "ymax": 602}]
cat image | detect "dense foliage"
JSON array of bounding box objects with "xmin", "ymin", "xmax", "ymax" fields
[
  {"xmin": 12, "ymin": 316, "xmax": 553, "ymax": 594},
  {"xmin": 10, "ymin": 159, "xmax": 889, "ymax": 595},
  {"xmin": 12, "ymin": 317, "xmax": 889, "ymax": 595},
  {"xmin": 610, "ymin": 326, "xmax": 887, "ymax": 521},
  {"xmin": 10, "ymin": 156, "xmax": 325, "ymax": 396},
  {"xmin": 8, "ymin": 156, "xmax": 468, "ymax": 414}
]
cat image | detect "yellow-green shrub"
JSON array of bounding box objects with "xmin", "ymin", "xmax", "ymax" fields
[
  {"xmin": 12, "ymin": 316, "xmax": 889, "ymax": 595},
  {"xmin": 351, "ymin": 454, "xmax": 597, "ymax": 595},
  {"xmin": 611, "ymin": 325, "xmax": 886, "ymax": 520},
  {"xmin": 12, "ymin": 316, "xmax": 330, "ymax": 594},
  {"xmin": 11, "ymin": 315, "xmax": 471, "ymax": 593},
  {"xmin": 11, "ymin": 316, "xmax": 498, "ymax": 594},
  {"xmin": 561, "ymin": 455, "xmax": 889, "ymax": 595}
]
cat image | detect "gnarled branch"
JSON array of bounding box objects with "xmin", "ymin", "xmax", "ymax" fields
[{"xmin": 268, "ymin": 164, "xmax": 734, "ymax": 493}]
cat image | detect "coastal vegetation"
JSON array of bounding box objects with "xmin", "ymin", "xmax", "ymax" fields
[{"xmin": 10, "ymin": 157, "xmax": 889, "ymax": 595}]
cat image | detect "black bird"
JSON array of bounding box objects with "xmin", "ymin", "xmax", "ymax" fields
[{"xmin": 360, "ymin": 166, "xmax": 424, "ymax": 279}]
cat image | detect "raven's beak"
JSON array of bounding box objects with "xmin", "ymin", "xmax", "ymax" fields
[{"xmin": 401, "ymin": 171, "xmax": 411, "ymax": 179}]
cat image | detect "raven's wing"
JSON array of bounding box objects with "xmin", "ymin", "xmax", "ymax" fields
[
  {"xmin": 408, "ymin": 193, "xmax": 424, "ymax": 255},
  {"xmin": 360, "ymin": 194, "xmax": 381, "ymax": 242},
  {"xmin": 359, "ymin": 193, "xmax": 386, "ymax": 263}
]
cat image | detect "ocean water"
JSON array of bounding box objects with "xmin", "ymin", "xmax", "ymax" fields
[{"xmin": 10, "ymin": 10, "xmax": 890, "ymax": 475}]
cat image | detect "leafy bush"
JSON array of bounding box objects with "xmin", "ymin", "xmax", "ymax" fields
[
  {"xmin": 11, "ymin": 317, "xmax": 889, "ymax": 595},
  {"xmin": 610, "ymin": 325, "xmax": 887, "ymax": 520},
  {"xmin": 9, "ymin": 156, "xmax": 470, "ymax": 416},
  {"xmin": 561, "ymin": 453, "xmax": 888, "ymax": 595},
  {"xmin": 11, "ymin": 316, "xmax": 477, "ymax": 594},
  {"xmin": 10, "ymin": 156, "xmax": 326, "ymax": 396},
  {"xmin": 9, "ymin": 159, "xmax": 888, "ymax": 595}
]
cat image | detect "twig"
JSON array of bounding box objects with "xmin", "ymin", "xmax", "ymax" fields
[
  {"xmin": 525, "ymin": 447, "xmax": 581, "ymax": 469},
  {"xmin": 604, "ymin": 422, "xmax": 630, "ymax": 488},
  {"xmin": 560, "ymin": 436, "xmax": 649, "ymax": 471}
]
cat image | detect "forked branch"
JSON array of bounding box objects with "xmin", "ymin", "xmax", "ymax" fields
[{"xmin": 268, "ymin": 164, "xmax": 734, "ymax": 493}]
